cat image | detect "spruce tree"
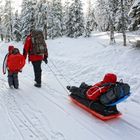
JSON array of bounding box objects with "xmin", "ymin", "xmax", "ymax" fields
[
  {"xmin": 108, "ymin": 0, "xmax": 119, "ymax": 44},
  {"xmin": 89, "ymin": 9, "xmax": 97, "ymax": 32},
  {"xmin": 3, "ymin": 0, "xmax": 13, "ymax": 42},
  {"xmin": 13, "ymin": 10, "xmax": 21, "ymax": 42},
  {"xmin": 51, "ymin": 0, "xmax": 63, "ymax": 39},
  {"xmin": 47, "ymin": 0, "xmax": 63, "ymax": 39},
  {"xmin": 0, "ymin": 0, "xmax": 4, "ymax": 41},
  {"xmin": 115, "ymin": 0, "xmax": 132, "ymax": 32},
  {"xmin": 94, "ymin": 0, "xmax": 110, "ymax": 31},
  {"xmin": 36, "ymin": 0, "xmax": 48, "ymax": 39},
  {"xmin": 120, "ymin": 0, "xmax": 127, "ymax": 46},
  {"xmin": 67, "ymin": 0, "xmax": 84, "ymax": 38},
  {"xmin": 85, "ymin": 0, "xmax": 97, "ymax": 37},
  {"xmin": 20, "ymin": 0, "xmax": 36, "ymax": 40},
  {"xmin": 62, "ymin": 0, "xmax": 70, "ymax": 36},
  {"xmin": 46, "ymin": 0, "xmax": 53, "ymax": 38},
  {"xmin": 129, "ymin": 0, "xmax": 140, "ymax": 31}
]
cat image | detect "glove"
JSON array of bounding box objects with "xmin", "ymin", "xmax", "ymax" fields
[{"xmin": 43, "ymin": 57, "xmax": 48, "ymax": 64}]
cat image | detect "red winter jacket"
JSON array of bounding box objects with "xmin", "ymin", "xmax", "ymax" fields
[
  {"xmin": 23, "ymin": 35, "xmax": 48, "ymax": 62},
  {"xmin": 7, "ymin": 52, "xmax": 25, "ymax": 73},
  {"xmin": 86, "ymin": 73, "xmax": 117, "ymax": 101}
]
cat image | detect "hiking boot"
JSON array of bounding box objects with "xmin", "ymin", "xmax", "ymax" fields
[
  {"xmin": 66, "ymin": 86, "xmax": 77, "ymax": 92},
  {"xmin": 14, "ymin": 86, "xmax": 19, "ymax": 89},
  {"xmin": 66, "ymin": 86, "xmax": 71, "ymax": 90},
  {"xmin": 34, "ymin": 83, "xmax": 41, "ymax": 88},
  {"xmin": 14, "ymin": 84, "xmax": 19, "ymax": 89},
  {"xmin": 9, "ymin": 85, "xmax": 14, "ymax": 89}
]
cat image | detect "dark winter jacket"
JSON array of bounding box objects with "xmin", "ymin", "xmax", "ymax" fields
[
  {"xmin": 86, "ymin": 73, "xmax": 117, "ymax": 101},
  {"xmin": 23, "ymin": 35, "xmax": 48, "ymax": 62}
]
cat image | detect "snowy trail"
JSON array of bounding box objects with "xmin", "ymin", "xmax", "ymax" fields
[
  {"xmin": 0, "ymin": 33, "xmax": 140, "ymax": 140},
  {"xmin": 22, "ymin": 64, "xmax": 140, "ymax": 140}
]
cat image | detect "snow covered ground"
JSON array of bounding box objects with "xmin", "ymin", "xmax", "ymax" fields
[{"xmin": 0, "ymin": 32, "xmax": 140, "ymax": 140}]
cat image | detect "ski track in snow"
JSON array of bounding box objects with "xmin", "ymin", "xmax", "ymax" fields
[
  {"xmin": 19, "ymin": 73, "xmax": 112, "ymax": 140},
  {"xmin": 1, "ymin": 83, "xmax": 48, "ymax": 140},
  {"xmin": 46, "ymin": 66, "xmax": 140, "ymax": 139},
  {"xmin": 0, "ymin": 78, "xmax": 66, "ymax": 140},
  {"xmin": 1, "ymin": 33, "xmax": 140, "ymax": 140},
  {"xmin": 19, "ymin": 63, "xmax": 140, "ymax": 140}
]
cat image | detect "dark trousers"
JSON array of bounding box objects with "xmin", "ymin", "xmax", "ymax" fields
[
  {"xmin": 32, "ymin": 60, "xmax": 42, "ymax": 84},
  {"xmin": 8, "ymin": 71, "xmax": 19, "ymax": 88}
]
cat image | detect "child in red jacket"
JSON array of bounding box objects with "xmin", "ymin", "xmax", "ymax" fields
[{"xmin": 3, "ymin": 46, "xmax": 25, "ymax": 89}]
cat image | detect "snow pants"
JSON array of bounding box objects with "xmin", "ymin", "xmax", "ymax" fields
[
  {"xmin": 8, "ymin": 71, "xmax": 19, "ymax": 89},
  {"xmin": 32, "ymin": 60, "xmax": 42, "ymax": 85}
]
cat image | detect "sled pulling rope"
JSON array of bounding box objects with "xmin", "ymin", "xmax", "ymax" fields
[
  {"xmin": 47, "ymin": 63, "xmax": 70, "ymax": 95},
  {"xmin": 48, "ymin": 58, "xmax": 72, "ymax": 86}
]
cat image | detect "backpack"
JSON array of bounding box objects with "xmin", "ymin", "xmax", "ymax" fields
[
  {"xmin": 99, "ymin": 82, "xmax": 130, "ymax": 106},
  {"xmin": 7, "ymin": 49, "xmax": 25, "ymax": 72},
  {"xmin": 30, "ymin": 30, "xmax": 47, "ymax": 55}
]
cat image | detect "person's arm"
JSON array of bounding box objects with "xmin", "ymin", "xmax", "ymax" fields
[
  {"xmin": 23, "ymin": 36, "xmax": 31, "ymax": 59},
  {"xmin": 44, "ymin": 44, "xmax": 48, "ymax": 58},
  {"xmin": 43, "ymin": 44, "xmax": 48, "ymax": 64}
]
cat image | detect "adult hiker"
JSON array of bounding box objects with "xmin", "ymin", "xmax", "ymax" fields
[{"xmin": 23, "ymin": 29, "xmax": 48, "ymax": 88}]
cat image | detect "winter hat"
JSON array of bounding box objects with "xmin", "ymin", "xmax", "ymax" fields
[
  {"xmin": 102, "ymin": 73, "xmax": 117, "ymax": 83},
  {"xmin": 8, "ymin": 45, "xmax": 14, "ymax": 52}
]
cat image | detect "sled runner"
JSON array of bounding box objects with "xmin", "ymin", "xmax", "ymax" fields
[{"xmin": 70, "ymin": 94, "xmax": 121, "ymax": 121}]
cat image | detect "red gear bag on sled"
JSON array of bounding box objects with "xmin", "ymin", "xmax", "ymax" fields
[{"xmin": 70, "ymin": 96, "xmax": 121, "ymax": 121}]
